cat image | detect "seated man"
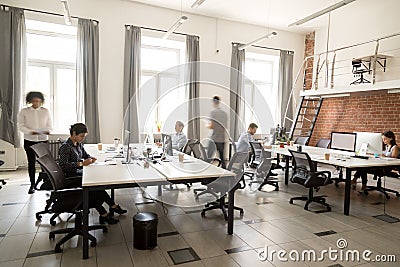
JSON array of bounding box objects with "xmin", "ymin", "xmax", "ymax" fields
[
  {"xmin": 237, "ymin": 123, "xmax": 258, "ymax": 153},
  {"xmin": 171, "ymin": 121, "xmax": 187, "ymax": 151},
  {"xmin": 58, "ymin": 123, "xmax": 127, "ymax": 224}
]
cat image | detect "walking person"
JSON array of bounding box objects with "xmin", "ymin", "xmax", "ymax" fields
[
  {"xmin": 18, "ymin": 92, "xmax": 52, "ymax": 194},
  {"xmin": 208, "ymin": 96, "xmax": 228, "ymax": 168}
]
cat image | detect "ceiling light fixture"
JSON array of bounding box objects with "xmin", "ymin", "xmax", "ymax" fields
[
  {"xmin": 288, "ymin": 0, "xmax": 356, "ymax": 27},
  {"xmin": 162, "ymin": 15, "xmax": 188, "ymax": 40},
  {"xmin": 238, "ymin": 31, "xmax": 277, "ymax": 50},
  {"xmin": 191, "ymin": 0, "xmax": 206, "ymax": 9},
  {"xmin": 60, "ymin": 0, "xmax": 72, "ymax": 26}
]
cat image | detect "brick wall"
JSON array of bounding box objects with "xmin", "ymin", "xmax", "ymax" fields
[
  {"xmin": 304, "ymin": 32, "xmax": 315, "ymax": 90},
  {"xmin": 310, "ymin": 92, "xmax": 400, "ymax": 145}
]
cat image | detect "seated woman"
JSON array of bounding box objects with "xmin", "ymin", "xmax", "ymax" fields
[
  {"xmin": 59, "ymin": 123, "xmax": 127, "ymax": 224},
  {"xmin": 352, "ymin": 130, "xmax": 399, "ymax": 191}
]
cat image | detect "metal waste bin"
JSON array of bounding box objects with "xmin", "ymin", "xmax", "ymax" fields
[{"xmin": 133, "ymin": 212, "xmax": 158, "ymax": 250}]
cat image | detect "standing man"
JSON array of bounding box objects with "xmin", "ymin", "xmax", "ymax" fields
[
  {"xmin": 208, "ymin": 96, "xmax": 228, "ymax": 169},
  {"xmin": 236, "ymin": 123, "xmax": 258, "ymax": 153},
  {"xmin": 171, "ymin": 120, "xmax": 187, "ymax": 151}
]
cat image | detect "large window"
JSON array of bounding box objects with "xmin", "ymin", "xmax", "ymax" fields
[
  {"xmin": 244, "ymin": 52, "xmax": 280, "ymax": 128},
  {"xmin": 140, "ymin": 36, "xmax": 186, "ymax": 133},
  {"xmin": 25, "ymin": 19, "xmax": 77, "ymax": 132}
]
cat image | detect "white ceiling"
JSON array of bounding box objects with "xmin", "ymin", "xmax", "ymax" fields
[{"xmin": 124, "ymin": 0, "xmax": 360, "ymax": 33}]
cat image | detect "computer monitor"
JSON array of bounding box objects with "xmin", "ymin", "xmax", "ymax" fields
[
  {"xmin": 355, "ymin": 132, "xmax": 383, "ymax": 155},
  {"xmin": 330, "ymin": 132, "xmax": 357, "ymax": 152},
  {"xmin": 161, "ymin": 133, "xmax": 173, "ymax": 156}
]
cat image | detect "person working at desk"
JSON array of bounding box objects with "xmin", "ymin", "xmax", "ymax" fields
[
  {"xmin": 352, "ymin": 130, "xmax": 399, "ymax": 191},
  {"xmin": 171, "ymin": 120, "xmax": 187, "ymax": 151},
  {"xmin": 237, "ymin": 123, "xmax": 258, "ymax": 153},
  {"xmin": 59, "ymin": 123, "xmax": 127, "ymax": 224}
]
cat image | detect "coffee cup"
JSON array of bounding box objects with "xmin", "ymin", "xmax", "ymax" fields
[
  {"xmin": 178, "ymin": 153, "xmax": 184, "ymax": 162},
  {"xmin": 324, "ymin": 153, "xmax": 330, "ymax": 160},
  {"xmin": 97, "ymin": 143, "xmax": 103, "ymax": 150}
]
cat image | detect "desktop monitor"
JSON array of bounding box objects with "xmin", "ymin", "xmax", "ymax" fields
[
  {"xmin": 355, "ymin": 132, "xmax": 383, "ymax": 155},
  {"xmin": 162, "ymin": 133, "xmax": 173, "ymax": 156},
  {"xmin": 330, "ymin": 132, "xmax": 357, "ymax": 152}
]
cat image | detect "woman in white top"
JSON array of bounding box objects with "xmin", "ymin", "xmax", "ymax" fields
[{"xmin": 18, "ymin": 92, "xmax": 52, "ymax": 194}]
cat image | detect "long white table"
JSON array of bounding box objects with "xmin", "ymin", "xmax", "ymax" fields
[
  {"xmin": 266, "ymin": 145, "xmax": 400, "ymax": 216},
  {"xmin": 81, "ymin": 144, "xmax": 235, "ymax": 259}
]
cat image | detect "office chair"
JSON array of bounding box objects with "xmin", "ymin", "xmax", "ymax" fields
[
  {"xmin": 350, "ymin": 59, "xmax": 370, "ymax": 85},
  {"xmin": 228, "ymin": 137, "xmax": 237, "ymax": 160},
  {"xmin": 315, "ymin": 138, "xmax": 330, "ymax": 148},
  {"xmin": 294, "ymin": 136, "xmax": 309, "ymax": 146},
  {"xmin": 200, "ymin": 152, "xmax": 248, "ymax": 220},
  {"xmin": 0, "ymin": 160, "xmax": 7, "ymax": 189},
  {"xmin": 191, "ymin": 140, "xmax": 222, "ymax": 198},
  {"xmin": 36, "ymin": 154, "xmax": 107, "ymax": 253},
  {"xmin": 247, "ymin": 151, "xmax": 279, "ymax": 191},
  {"xmin": 363, "ymin": 171, "xmax": 400, "ymax": 199},
  {"xmin": 249, "ymin": 141, "xmax": 263, "ymax": 168},
  {"xmin": 289, "ymin": 150, "xmax": 332, "ymax": 211}
]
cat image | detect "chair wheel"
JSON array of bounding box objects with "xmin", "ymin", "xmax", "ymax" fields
[
  {"xmin": 1, "ymin": 181, "xmax": 6, "ymax": 185},
  {"xmin": 289, "ymin": 199, "xmax": 293, "ymax": 204},
  {"xmin": 363, "ymin": 191, "xmax": 369, "ymax": 195},
  {"xmin": 103, "ymin": 227, "xmax": 108, "ymax": 233},
  {"xmin": 90, "ymin": 241, "xmax": 97, "ymax": 247},
  {"xmin": 36, "ymin": 214, "xmax": 42, "ymax": 221},
  {"xmin": 201, "ymin": 211, "xmax": 205, "ymax": 217},
  {"xmin": 386, "ymin": 195, "xmax": 390, "ymax": 200},
  {"xmin": 54, "ymin": 246, "xmax": 62, "ymax": 253},
  {"xmin": 274, "ymin": 186, "xmax": 279, "ymax": 191},
  {"xmin": 50, "ymin": 220, "xmax": 56, "ymax": 226},
  {"xmin": 49, "ymin": 233, "xmax": 55, "ymax": 240},
  {"xmin": 327, "ymin": 206, "xmax": 331, "ymax": 212},
  {"xmin": 396, "ymin": 193, "xmax": 400, "ymax": 197},
  {"xmin": 240, "ymin": 210, "xmax": 244, "ymax": 216}
]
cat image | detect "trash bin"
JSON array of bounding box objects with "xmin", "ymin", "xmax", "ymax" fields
[{"xmin": 133, "ymin": 212, "xmax": 158, "ymax": 250}]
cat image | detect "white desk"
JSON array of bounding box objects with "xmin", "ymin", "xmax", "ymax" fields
[
  {"xmin": 81, "ymin": 144, "xmax": 235, "ymax": 259},
  {"xmin": 266, "ymin": 145, "xmax": 400, "ymax": 216}
]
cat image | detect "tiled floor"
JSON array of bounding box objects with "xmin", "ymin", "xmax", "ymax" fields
[{"xmin": 0, "ymin": 167, "xmax": 400, "ymax": 266}]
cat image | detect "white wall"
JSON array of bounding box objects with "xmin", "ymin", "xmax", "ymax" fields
[
  {"xmin": 2, "ymin": 0, "xmax": 305, "ymax": 143},
  {"xmin": 313, "ymin": 0, "xmax": 400, "ymax": 88}
]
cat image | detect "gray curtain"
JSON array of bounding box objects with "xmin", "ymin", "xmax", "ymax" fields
[
  {"xmin": 229, "ymin": 43, "xmax": 245, "ymax": 141},
  {"xmin": 76, "ymin": 19, "xmax": 100, "ymax": 143},
  {"xmin": 123, "ymin": 26, "xmax": 141, "ymax": 143},
  {"xmin": 186, "ymin": 35, "xmax": 200, "ymax": 139},
  {"xmin": 279, "ymin": 50, "xmax": 294, "ymax": 132},
  {"xmin": 0, "ymin": 6, "xmax": 25, "ymax": 147}
]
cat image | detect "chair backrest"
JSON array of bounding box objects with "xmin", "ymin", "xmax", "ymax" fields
[
  {"xmin": 250, "ymin": 141, "xmax": 263, "ymax": 164},
  {"xmin": 315, "ymin": 138, "xmax": 330, "ymax": 148},
  {"xmin": 36, "ymin": 154, "xmax": 68, "ymax": 190},
  {"xmin": 289, "ymin": 150, "xmax": 315, "ymax": 173},
  {"xmin": 254, "ymin": 155, "xmax": 273, "ymax": 179},
  {"xmin": 227, "ymin": 152, "xmax": 248, "ymax": 175},
  {"xmin": 295, "ymin": 136, "xmax": 309, "ymax": 146},
  {"xmin": 182, "ymin": 139, "xmax": 198, "ymax": 155},
  {"xmin": 31, "ymin": 143, "xmax": 52, "ymax": 158},
  {"xmin": 229, "ymin": 137, "xmax": 237, "ymax": 155},
  {"xmin": 48, "ymin": 140, "xmax": 63, "ymax": 161}
]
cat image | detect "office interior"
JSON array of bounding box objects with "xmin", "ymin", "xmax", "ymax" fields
[{"xmin": 0, "ymin": 0, "xmax": 400, "ymax": 266}]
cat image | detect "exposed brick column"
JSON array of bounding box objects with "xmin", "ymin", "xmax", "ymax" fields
[{"xmin": 304, "ymin": 32, "xmax": 315, "ymax": 90}]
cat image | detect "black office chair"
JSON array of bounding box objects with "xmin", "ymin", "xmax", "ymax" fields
[
  {"xmin": 294, "ymin": 136, "xmax": 309, "ymax": 146},
  {"xmin": 289, "ymin": 150, "xmax": 332, "ymax": 211},
  {"xmin": 248, "ymin": 151, "xmax": 279, "ymax": 191},
  {"xmin": 0, "ymin": 160, "xmax": 7, "ymax": 189},
  {"xmin": 191, "ymin": 140, "xmax": 222, "ymax": 198},
  {"xmin": 315, "ymin": 138, "xmax": 330, "ymax": 148},
  {"xmin": 249, "ymin": 141, "xmax": 263, "ymax": 168},
  {"xmin": 363, "ymin": 170, "xmax": 400, "ymax": 199},
  {"xmin": 228, "ymin": 137, "xmax": 237, "ymax": 160},
  {"xmin": 201, "ymin": 152, "xmax": 248, "ymax": 220},
  {"xmin": 36, "ymin": 154, "xmax": 107, "ymax": 253},
  {"xmin": 350, "ymin": 59, "xmax": 370, "ymax": 85}
]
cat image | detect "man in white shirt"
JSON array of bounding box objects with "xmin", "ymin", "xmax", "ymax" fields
[
  {"xmin": 237, "ymin": 123, "xmax": 258, "ymax": 153},
  {"xmin": 171, "ymin": 121, "xmax": 187, "ymax": 151}
]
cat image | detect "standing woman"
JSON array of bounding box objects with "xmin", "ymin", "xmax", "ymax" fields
[{"xmin": 18, "ymin": 92, "xmax": 52, "ymax": 194}]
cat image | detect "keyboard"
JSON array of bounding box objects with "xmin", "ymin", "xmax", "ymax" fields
[{"xmin": 351, "ymin": 155, "xmax": 369, "ymax": 160}]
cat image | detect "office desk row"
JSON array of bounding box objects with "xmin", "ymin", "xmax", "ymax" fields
[
  {"xmin": 265, "ymin": 145, "xmax": 400, "ymax": 216},
  {"xmin": 81, "ymin": 144, "xmax": 235, "ymax": 259}
]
